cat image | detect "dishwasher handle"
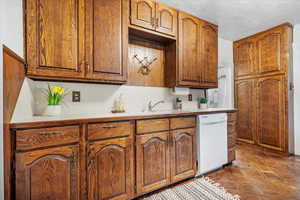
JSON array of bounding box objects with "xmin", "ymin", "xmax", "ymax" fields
[{"xmin": 201, "ymin": 120, "xmax": 227, "ymax": 126}]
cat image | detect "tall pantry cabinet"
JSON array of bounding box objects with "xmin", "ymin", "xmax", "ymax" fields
[{"xmin": 234, "ymin": 23, "xmax": 293, "ymax": 153}]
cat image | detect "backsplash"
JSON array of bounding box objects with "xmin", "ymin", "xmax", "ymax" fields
[{"xmin": 12, "ymin": 78, "xmax": 205, "ymax": 121}]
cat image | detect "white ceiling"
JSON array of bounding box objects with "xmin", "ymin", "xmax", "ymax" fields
[{"xmin": 158, "ymin": 0, "xmax": 300, "ymax": 41}]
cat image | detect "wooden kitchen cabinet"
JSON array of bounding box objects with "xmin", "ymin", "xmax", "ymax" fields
[
  {"xmin": 177, "ymin": 12, "xmax": 218, "ymax": 88},
  {"xmin": 234, "ymin": 23, "xmax": 292, "ymax": 153},
  {"xmin": 85, "ymin": 0, "xmax": 128, "ymax": 83},
  {"xmin": 130, "ymin": 0, "xmax": 156, "ymax": 30},
  {"xmin": 256, "ymin": 75, "xmax": 287, "ymax": 151},
  {"xmin": 178, "ymin": 12, "xmax": 201, "ymax": 86},
  {"xmin": 15, "ymin": 145, "xmax": 80, "ymax": 200},
  {"xmin": 26, "ymin": 0, "xmax": 85, "ymax": 79},
  {"xmin": 130, "ymin": 0, "xmax": 177, "ymax": 37},
  {"xmin": 200, "ymin": 22, "xmax": 218, "ymax": 87},
  {"xmin": 235, "ymin": 79, "xmax": 256, "ymax": 144},
  {"xmin": 228, "ymin": 113, "xmax": 237, "ymax": 163},
  {"xmin": 87, "ymin": 137, "xmax": 134, "ymax": 200},
  {"xmin": 155, "ymin": 3, "xmax": 177, "ymax": 36},
  {"xmin": 234, "ymin": 39, "xmax": 257, "ymax": 78},
  {"xmin": 170, "ymin": 128, "xmax": 196, "ymax": 183},
  {"xmin": 136, "ymin": 131, "xmax": 170, "ymax": 195},
  {"xmin": 257, "ymin": 29, "xmax": 283, "ymax": 74},
  {"xmin": 26, "ymin": 0, "xmax": 128, "ymax": 84}
]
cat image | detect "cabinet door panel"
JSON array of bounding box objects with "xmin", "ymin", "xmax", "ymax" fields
[
  {"xmin": 234, "ymin": 40, "xmax": 256, "ymax": 77},
  {"xmin": 200, "ymin": 23, "xmax": 218, "ymax": 87},
  {"xmin": 170, "ymin": 128, "xmax": 196, "ymax": 183},
  {"xmin": 178, "ymin": 12, "xmax": 201, "ymax": 85},
  {"xmin": 26, "ymin": 0, "xmax": 84, "ymax": 78},
  {"xmin": 257, "ymin": 31, "xmax": 282, "ymax": 74},
  {"xmin": 257, "ymin": 76, "xmax": 286, "ymax": 151},
  {"xmin": 136, "ymin": 132, "xmax": 170, "ymax": 195},
  {"xmin": 155, "ymin": 3, "xmax": 177, "ymax": 37},
  {"xmin": 15, "ymin": 145, "xmax": 80, "ymax": 200},
  {"xmin": 130, "ymin": 0, "xmax": 156, "ymax": 30},
  {"xmin": 235, "ymin": 80, "xmax": 255, "ymax": 143},
  {"xmin": 87, "ymin": 137, "xmax": 134, "ymax": 200},
  {"xmin": 86, "ymin": 0, "xmax": 128, "ymax": 82}
]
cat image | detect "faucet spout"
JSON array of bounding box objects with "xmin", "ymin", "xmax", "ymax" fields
[{"xmin": 148, "ymin": 100, "xmax": 165, "ymax": 112}]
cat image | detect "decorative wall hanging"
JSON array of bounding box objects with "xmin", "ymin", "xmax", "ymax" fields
[{"xmin": 133, "ymin": 54, "xmax": 157, "ymax": 75}]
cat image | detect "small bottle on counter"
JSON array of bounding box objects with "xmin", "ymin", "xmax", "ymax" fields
[{"xmin": 175, "ymin": 97, "xmax": 182, "ymax": 110}]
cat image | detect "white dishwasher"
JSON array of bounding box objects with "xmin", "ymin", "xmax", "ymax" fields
[{"xmin": 196, "ymin": 113, "xmax": 228, "ymax": 176}]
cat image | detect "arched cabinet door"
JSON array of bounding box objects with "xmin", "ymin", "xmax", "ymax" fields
[
  {"xmin": 200, "ymin": 23, "xmax": 218, "ymax": 87},
  {"xmin": 15, "ymin": 145, "xmax": 80, "ymax": 200},
  {"xmin": 130, "ymin": 0, "xmax": 156, "ymax": 30},
  {"xmin": 235, "ymin": 79, "xmax": 255, "ymax": 143},
  {"xmin": 256, "ymin": 75, "xmax": 286, "ymax": 152},
  {"xmin": 257, "ymin": 30, "xmax": 282, "ymax": 74},
  {"xmin": 87, "ymin": 137, "xmax": 134, "ymax": 200},
  {"xmin": 178, "ymin": 12, "xmax": 201, "ymax": 86},
  {"xmin": 170, "ymin": 128, "xmax": 196, "ymax": 183},
  {"xmin": 234, "ymin": 39, "xmax": 256, "ymax": 78},
  {"xmin": 136, "ymin": 132, "xmax": 170, "ymax": 195},
  {"xmin": 155, "ymin": 3, "xmax": 177, "ymax": 37}
]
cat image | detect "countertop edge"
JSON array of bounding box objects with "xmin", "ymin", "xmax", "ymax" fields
[{"xmin": 9, "ymin": 109, "xmax": 237, "ymax": 129}]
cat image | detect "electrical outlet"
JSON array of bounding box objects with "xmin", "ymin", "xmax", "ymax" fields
[{"xmin": 72, "ymin": 91, "xmax": 80, "ymax": 102}]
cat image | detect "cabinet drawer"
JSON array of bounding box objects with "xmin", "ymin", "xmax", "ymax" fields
[
  {"xmin": 170, "ymin": 116, "xmax": 195, "ymax": 130},
  {"xmin": 228, "ymin": 113, "xmax": 237, "ymax": 122},
  {"xmin": 88, "ymin": 121, "xmax": 133, "ymax": 140},
  {"xmin": 136, "ymin": 119, "xmax": 169, "ymax": 134},
  {"xmin": 16, "ymin": 126, "xmax": 80, "ymax": 151}
]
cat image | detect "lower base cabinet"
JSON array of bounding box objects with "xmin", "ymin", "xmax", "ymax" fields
[
  {"xmin": 12, "ymin": 114, "xmax": 237, "ymax": 200},
  {"xmin": 136, "ymin": 132, "xmax": 170, "ymax": 195},
  {"xmin": 170, "ymin": 128, "xmax": 196, "ymax": 183},
  {"xmin": 15, "ymin": 145, "xmax": 80, "ymax": 200},
  {"xmin": 87, "ymin": 137, "xmax": 134, "ymax": 200}
]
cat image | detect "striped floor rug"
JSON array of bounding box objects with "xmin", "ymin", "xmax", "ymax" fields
[{"xmin": 143, "ymin": 177, "xmax": 240, "ymax": 200}]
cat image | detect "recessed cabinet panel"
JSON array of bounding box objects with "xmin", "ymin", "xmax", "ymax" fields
[
  {"xmin": 86, "ymin": 0, "xmax": 128, "ymax": 82},
  {"xmin": 234, "ymin": 40, "xmax": 256, "ymax": 77},
  {"xmin": 257, "ymin": 32, "xmax": 282, "ymax": 74},
  {"xmin": 131, "ymin": 0, "xmax": 156, "ymax": 30},
  {"xmin": 15, "ymin": 146, "xmax": 80, "ymax": 200},
  {"xmin": 257, "ymin": 76, "xmax": 286, "ymax": 151},
  {"xmin": 235, "ymin": 80, "xmax": 255, "ymax": 143},
  {"xmin": 87, "ymin": 137, "xmax": 134, "ymax": 200},
  {"xmin": 26, "ymin": 0, "xmax": 85, "ymax": 78}
]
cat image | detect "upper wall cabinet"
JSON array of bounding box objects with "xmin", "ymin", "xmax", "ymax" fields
[
  {"xmin": 25, "ymin": 0, "xmax": 128, "ymax": 84},
  {"xmin": 176, "ymin": 12, "xmax": 218, "ymax": 88},
  {"xmin": 257, "ymin": 30, "xmax": 282, "ymax": 74},
  {"xmin": 200, "ymin": 22, "xmax": 218, "ymax": 87},
  {"xmin": 234, "ymin": 39, "xmax": 257, "ymax": 77},
  {"xmin": 130, "ymin": 0, "xmax": 177, "ymax": 37},
  {"xmin": 26, "ymin": 0, "xmax": 85, "ymax": 79},
  {"xmin": 85, "ymin": 0, "xmax": 128, "ymax": 83},
  {"xmin": 178, "ymin": 13, "xmax": 201, "ymax": 86},
  {"xmin": 234, "ymin": 24, "xmax": 292, "ymax": 80}
]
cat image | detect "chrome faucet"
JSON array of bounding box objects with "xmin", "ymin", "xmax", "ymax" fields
[{"xmin": 148, "ymin": 100, "xmax": 165, "ymax": 112}]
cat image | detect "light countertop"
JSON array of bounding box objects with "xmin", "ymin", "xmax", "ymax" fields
[{"xmin": 10, "ymin": 108, "xmax": 237, "ymax": 128}]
